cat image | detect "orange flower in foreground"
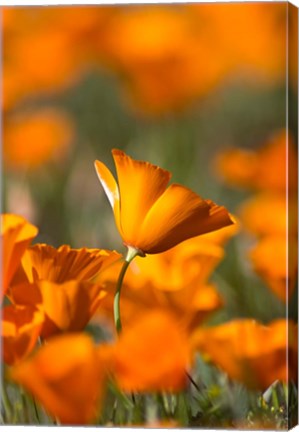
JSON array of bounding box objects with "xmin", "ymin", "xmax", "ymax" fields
[
  {"xmin": 249, "ymin": 235, "xmax": 297, "ymax": 302},
  {"xmin": 1, "ymin": 213, "xmax": 38, "ymax": 297},
  {"xmin": 10, "ymin": 333, "xmax": 107, "ymax": 424},
  {"xmin": 2, "ymin": 304, "xmax": 44, "ymax": 365},
  {"xmin": 191, "ymin": 319, "xmax": 298, "ymax": 390},
  {"xmin": 4, "ymin": 109, "xmax": 74, "ymax": 170},
  {"xmin": 95, "ymin": 149, "xmax": 233, "ymax": 255},
  {"xmin": 102, "ymin": 311, "xmax": 190, "ymax": 392}
]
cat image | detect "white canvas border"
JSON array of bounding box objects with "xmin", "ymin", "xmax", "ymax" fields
[{"xmin": 1, "ymin": 0, "xmax": 298, "ymax": 431}]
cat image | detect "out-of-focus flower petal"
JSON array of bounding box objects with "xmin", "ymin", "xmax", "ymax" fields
[
  {"xmin": 215, "ymin": 130, "xmax": 297, "ymax": 194},
  {"xmin": 238, "ymin": 194, "xmax": 288, "ymax": 237},
  {"xmin": 1, "ymin": 214, "xmax": 38, "ymax": 296},
  {"xmin": 106, "ymin": 310, "xmax": 190, "ymax": 392},
  {"xmin": 10, "ymin": 333, "xmax": 107, "ymax": 424},
  {"xmin": 191, "ymin": 319, "xmax": 298, "ymax": 389},
  {"xmin": 249, "ymin": 235, "xmax": 297, "ymax": 302},
  {"xmin": 4, "ymin": 109, "xmax": 75, "ymax": 170},
  {"xmin": 2, "ymin": 304, "xmax": 44, "ymax": 365}
]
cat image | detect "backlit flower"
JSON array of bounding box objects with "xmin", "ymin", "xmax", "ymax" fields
[
  {"xmin": 191, "ymin": 319, "xmax": 298, "ymax": 389},
  {"xmin": 10, "ymin": 333, "xmax": 107, "ymax": 424},
  {"xmin": 2, "ymin": 304, "xmax": 44, "ymax": 365},
  {"xmin": 95, "ymin": 149, "xmax": 233, "ymax": 255},
  {"xmin": 1, "ymin": 213, "xmax": 38, "ymax": 297}
]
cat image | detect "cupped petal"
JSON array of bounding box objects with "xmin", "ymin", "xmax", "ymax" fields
[
  {"xmin": 137, "ymin": 184, "xmax": 233, "ymax": 253},
  {"xmin": 94, "ymin": 159, "xmax": 121, "ymax": 234},
  {"xmin": 38, "ymin": 279, "xmax": 106, "ymax": 338},
  {"xmin": 112, "ymin": 149, "xmax": 171, "ymax": 245}
]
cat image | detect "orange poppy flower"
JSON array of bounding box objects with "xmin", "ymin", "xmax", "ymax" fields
[
  {"xmin": 96, "ymin": 5, "xmax": 230, "ymax": 115},
  {"xmin": 11, "ymin": 280, "xmax": 106, "ymax": 339},
  {"xmin": 95, "ymin": 234, "xmax": 226, "ymax": 333},
  {"xmin": 215, "ymin": 130, "xmax": 297, "ymax": 194},
  {"xmin": 1, "ymin": 213, "xmax": 38, "ymax": 297},
  {"xmin": 249, "ymin": 235, "xmax": 297, "ymax": 302},
  {"xmin": 10, "ymin": 245, "xmax": 121, "ymax": 338},
  {"xmin": 191, "ymin": 319, "xmax": 298, "ymax": 390},
  {"xmin": 4, "ymin": 109, "xmax": 74, "ymax": 170},
  {"xmin": 125, "ymin": 236, "xmax": 225, "ymax": 291},
  {"xmin": 102, "ymin": 310, "xmax": 190, "ymax": 392},
  {"xmin": 2, "ymin": 304, "xmax": 44, "ymax": 365},
  {"xmin": 12, "ymin": 243, "xmax": 121, "ymax": 285},
  {"xmin": 191, "ymin": 3, "xmax": 285, "ymax": 82},
  {"xmin": 238, "ymin": 193, "xmax": 294, "ymax": 238},
  {"xmin": 3, "ymin": 25, "xmax": 82, "ymax": 110},
  {"xmin": 10, "ymin": 333, "xmax": 107, "ymax": 424},
  {"xmin": 95, "ymin": 149, "xmax": 233, "ymax": 255}
]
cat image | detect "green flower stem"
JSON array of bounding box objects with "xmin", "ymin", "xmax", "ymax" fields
[{"xmin": 114, "ymin": 246, "xmax": 142, "ymax": 334}]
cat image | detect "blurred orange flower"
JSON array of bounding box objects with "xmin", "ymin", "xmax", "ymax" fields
[
  {"xmin": 4, "ymin": 109, "xmax": 75, "ymax": 170},
  {"xmin": 249, "ymin": 235, "xmax": 297, "ymax": 302},
  {"xmin": 1, "ymin": 213, "xmax": 38, "ymax": 297},
  {"xmin": 10, "ymin": 245, "xmax": 121, "ymax": 338},
  {"xmin": 95, "ymin": 149, "xmax": 233, "ymax": 255},
  {"xmin": 238, "ymin": 194, "xmax": 292, "ymax": 238},
  {"xmin": 191, "ymin": 319, "xmax": 298, "ymax": 390},
  {"xmin": 10, "ymin": 333, "xmax": 107, "ymax": 424},
  {"xmin": 96, "ymin": 6, "xmax": 230, "ymax": 115},
  {"xmin": 127, "ymin": 236, "xmax": 225, "ymax": 291},
  {"xmin": 191, "ymin": 3, "xmax": 285, "ymax": 82},
  {"xmin": 215, "ymin": 130, "xmax": 297, "ymax": 194},
  {"xmin": 2, "ymin": 304, "xmax": 44, "ymax": 365},
  {"xmin": 94, "ymin": 3, "xmax": 286, "ymax": 115},
  {"xmin": 102, "ymin": 311, "xmax": 190, "ymax": 392},
  {"xmin": 3, "ymin": 7, "xmax": 116, "ymax": 111},
  {"xmin": 96, "ymin": 233, "xmax": 230, "ymax": 332}
]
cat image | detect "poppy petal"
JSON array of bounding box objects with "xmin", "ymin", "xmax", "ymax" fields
[
  {"xmin": 94, "ymin": 160, "xmax": 121, "ymax": 234},
  {"xmin": 112, "ymin": 149, "xmax": 171, "ymax": 245},
  {"xmin": 137, "ymin": 184, "xmax": 233, "ymax": 253}
]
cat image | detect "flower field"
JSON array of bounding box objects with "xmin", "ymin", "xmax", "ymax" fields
[{"xmin": 1, "ymin": 3, "xmax": 298, "ymax": 429}]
